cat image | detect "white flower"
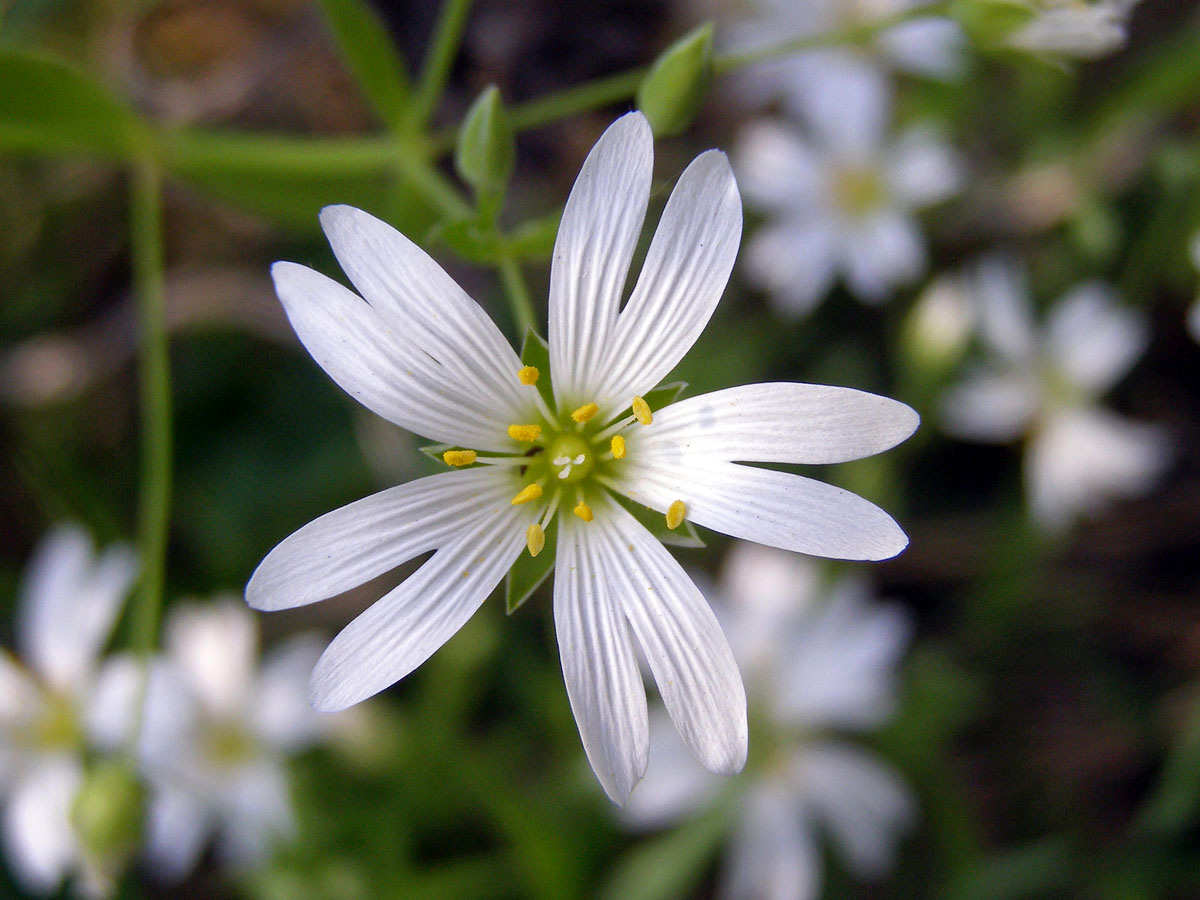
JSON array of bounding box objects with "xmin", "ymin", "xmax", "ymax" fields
[
  {"xmin": 725, "ymin": 0, "xmax": 964, "ymax": 113},
  {"xmin": 0, "ymin": 525, "xmax": 137, "ymax": 897},
  {"xmin": 93, "ymin": 601, "xmax": 332, "ymax": 880},
  {"xmin": 736, "ymin": 66, "xmax": 962, "ymax": 316},
  {"xmin": 940, "ymin": 257, "xmax": 1169, "ymax": 531},
  {"xmin": 1008, "ymin": 0, "xmax": 1141, "ymax": 59},
  {"xmin": 246, "ymin": 112, "xmax": 919, "ymax": 804},
  {"xmin": 621, "ymin": 543, "xmax": 916, "ymax": 900}
]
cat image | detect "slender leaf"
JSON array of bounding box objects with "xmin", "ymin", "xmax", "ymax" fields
[
  {"xmin": 316, "ymin": 0, "xmax": 413, "ymax": 134},
  {"xmin": 0, "ymin": 49, "xmax": 148, "ymax": 158}
]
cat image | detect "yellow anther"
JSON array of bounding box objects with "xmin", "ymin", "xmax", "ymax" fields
[
  {"xmin": 508, "ymin": 424, "xmax": 542, "ymax": 442},
  {"xmin": 632, "ymin": 396, "xmax": 653, "ymax": 425},
  {"xmin": 518, "ymin": 366, "xmax": 540, "ymax": 385},
  {"xmin": 610, "ymin": 435, "xmax": 626, "ymax": 459},
  {"xmin": 526, "ymin": 523, "xmax": 545, "ymax": 557},
  {"xmin": 573, "ymin": 501, "xmax": 594, "ymax": 522},
  {"xmin": 571, "ymin": 402, "xmax": 600, "ymax": 424},
  {"xmin": 666, "ymin": 499, "xmax": 687, "ymax": 530},
  {"xmin": 511, "ymin": 483, "xmax": 543, "ymax": 505},
  {"xmin": 442, "ymin": 449, "xmax": 477, "ymax": 467}
]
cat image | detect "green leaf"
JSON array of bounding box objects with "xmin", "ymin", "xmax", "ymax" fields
[
  {"xmin": 598, "ymin": 803, "xmax": 729, "ymax": 900},
  {"xmin": 635, "ymin": 24, "xmax": 714, "ymax": 138},
  {"xmin": 433, "ymin": 218, "xmax": 503, "ymax": 263},
  {"xmin": 455, "ymin": 86, "xmax": 515, "ymax": 201},
  {"xmin": 610, "ymin": 492, "xmax": 704, "ymax": 549},
  {"xmin": 520, "ymin": 327, "xmax": 556, "ymax": 412},
  {"xmin": 506, "ymin": 211, "xmax": 562, "ymax": 261},
  {"xmin": 316, "ymin": 0, "xmax": 412, "ymax": 134},
  {"xmin": 506, "ymin": 516, "xmax": 557, "ymax": 614},
  {"xmin": 0, "ymin": 49, "xmax": 148, "ymax": 158}
]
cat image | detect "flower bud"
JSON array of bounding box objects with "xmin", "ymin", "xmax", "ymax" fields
[
  {"xmin": 901, "ymin": 274, "xmax": 973, "ymax": 375},
  {"xmin": 71, "ymin": 760, "xmax": 145, "ymax": 867},
  {"xmin": 636, "ymin": 23, "xmax": 714, "ymax": 138},
  {"xmin": 455, "ymin": 85, "xmax": 515, "ymax": 199}
]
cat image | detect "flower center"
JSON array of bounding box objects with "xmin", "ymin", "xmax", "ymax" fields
[
  {"xmin": 548, "ymin": 434, "xmax": 593, "ymax": 484},
  {"xmin": 832, "ymin": 165, "xmax": 886, "ymax": 218},
  {"xmin": 34, "ymin": 692, "xmax": 82, "ymax": 751}
]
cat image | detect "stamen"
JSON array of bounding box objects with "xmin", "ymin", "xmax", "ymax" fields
[
  {"xmin": 573, "ymin": 501, "xmax": 594, "ymax": 522},
  {"xmin": 518, "ymin": 366, "xmax": 540, "ymax": 385},
  {"xmin": 610, "ymin": 435, "xmax": 626, "ymax": 459},
  {"xmin": 511, "ymin": 483, "xmax": 544, "ymax": 505},
  {"xmin": 571, "ymin": 402, "xmax": 599, "ymax": 424},
  {"xmin": 508, "ymin": 424, "xmax": 542, "ymax": 442},
  {"xmin": 525, "ymin": 523, "xmax": 545, "ymax": 557},
  {"xmin": 666, "ymin": 499, "xmax": 686, "ymax": 530},
  {"xmin": 442, "ymin": 450, "xmax": 477, "ymax": 467},
  {"xmin": 632, "ymin": 396, "xmax": 653, "ymax": 426}
]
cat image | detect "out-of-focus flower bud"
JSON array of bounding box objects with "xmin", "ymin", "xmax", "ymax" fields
[
  {"xmin": 454, "ymin": 85, "xmax": 515, "ymax": 202},
  {"xmin": 636, "ymin": 23, "xmax": 714, "ymax": 138},
  {"xmin": 901, "ymin": 274, "xmax": 973, "ymax": 375},
  {"xmin": 70, "ymin": 759, "xmax": 145, "ymax": 872}
]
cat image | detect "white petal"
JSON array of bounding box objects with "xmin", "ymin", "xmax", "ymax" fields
[
  {"xmin": 309, "ymin": 501, "xmax": 530, "ymax": 711},
  {"xmin": 968, "ymin": 256, "xmax": 1037, "ymax": 363},
  {"xmin": 553, "ymin": 513, "xmax": 649, "ymax": 804},
  {"xmin": 591, "ymin": 150, "xmax": 743, "ymax": 411},
  {"xmin": 734, "ymin": 120, "xmax": 825, "ymax": 212},
  {"xmin": 884, "ymin": 127, "xmax": 964, "ymax": 208},
  {"xmin": 318, "ymin": 205, "xmax": 525, "ymax": 412},
  {"xmin": 0, "ymin": 650, "xmax": 39, "ymax": 727},
  {"xmin": 18, "ymin": 525, "xmax": 136, "ymax": 692},
  {"xmin": 620, "ymin": 710, "xmax": 718, "ymax": 829},
  {"xmin": 215, "ymin": 759, "xmax": 294, "ymax": 867},
  {"xmin": 549, "ymin": 112, "xmax": 653, "ymax": 404},
  {"xmin": 619, "ymin": 460, "xmax": 909, "ymax": 561},
  {"xmin": 247, "ymin": 467, "xmax": 515, "ymax": 611},
  {"xmin": 743, "ymin": 218, "xmax": 839, "ymax": 317},
  {"xmin": 842, "ymin": 211, "xmax": 926, "ymax": 302},
  {"xmin": 1027, "ymin": 407, "xmax": 1170, "ymax": 532},
  {"xmin": 1044, "ymin": 282, "xmax": 1147, "ymax": 395},
  {"xmin": 167, "ymin": 601, "xmax": 258, "ymax": 720},
  {"xmin": 792, "ymin": 742, "xmax": 915, "ymax": 876},
  {"xmin": 774, "ymin": 587, "xmax": 912, "ymax": 730},
  {"xmin": 271, "ymin": 261, "xmax": 522, "ymax": 452},
  {"xmin": 630, "ymin": 382, "xmax": 918, "ymax": 466},
  {"xmin": 590, "ymin": 499, "xmax": 748, "ymax": 774},
  {"xmin": 251, "ymin": 635, "xmax": 327, "ymax": 751},
  {"xmin": 879, "ymin": 17, "xmax": 965, "ymax": 77},
  {"xmin": 721, "ymin": 783, "xmax": 819, "ymax": 900},
  {"xmin": 939, "ymin": 369, "xmax": 1040, "ymax": 442},
  {"xmin": 4, "ymin": 758, "xmax": 81, "ymax": 894},
  {"xmin": 144, "ymin": 783, "xmax": 210, "ymax": 883},
  {"xmin": 796, "ymin": 55, "xmax": 890, "ymax": 163}
]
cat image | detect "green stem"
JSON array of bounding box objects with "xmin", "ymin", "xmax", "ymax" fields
[
  {"xmin": 497, "ymin": 251, "xmax": 536, "ymax": 335},
  {"xmin": 129, "ymin": 160, "xmax": 171, "ymax": 659},
  {"xmin": 413, "ymin": 0, "xmax": 476, "ymax": 128}
]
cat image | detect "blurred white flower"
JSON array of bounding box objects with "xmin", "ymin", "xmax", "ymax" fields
[
  {"xmin": 940, "ymin": 257, "xmax": 1169, "ymax": 530},
  {"xmin": 0, "ymin": 525, "xmax": 137, "ymax": 898},
  {"xmin": 622, "ymin": 543, "xmax": 916, "ymax": 900},
  {"xmin": 1187, "ymin": 232, "xmax": 1200, "ymax": 343},
  {"xmin": 247, "ymin": 112, "xmax": 920, "ymax": 804},
  {"xmin": 902, "ymin": 272, "xmax": 976, "ymax": 371},
  {"xmin": 736, "ymin": 66, "xmax": 962, "ymax": 316},
  {"xmin": 95, "ymin": 601, "xmax": 335, "ymax": 881},
  {"xmin": 1008, "ymin": 0, "xmax": 1140, "ymax": 59},
  {"xmin": 725, "ymin": 0, "xmax": 964, "ymax": 114}
]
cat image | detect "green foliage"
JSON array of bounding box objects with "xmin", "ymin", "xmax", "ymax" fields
[
  {"xmin": 636, "ymin": 24, "xmax": 714, "ymax": 138},
  {"xmin": 0, "ymin": 49, "xmax": 149, "ymax": 158},
  {"xmin": 599, "ymin": 803, "xmax": 731, "ymax": 900},
  {"xmin": 316, "ymin": 0, "xmax": 413, "ymax": 135},
  {"xmin": 455, "ymin": 86, "xmax": 515, "ymax": 212}
]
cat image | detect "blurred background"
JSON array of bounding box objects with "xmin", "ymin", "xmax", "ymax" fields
[{"xmin": 2, "ymin": 0, "xmax": 1200, "ymax": 897}]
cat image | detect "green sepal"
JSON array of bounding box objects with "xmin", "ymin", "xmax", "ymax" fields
[
  {"xmin": 505, "ymin": 516, "xmax": 557, "ymax": 614},
  {"xmin": 610, "ymin": 493, "xmax": 705, "ymax": 549},
  {"xmin": 635, "ymin": 23, "xmax": 714, "ymax": 138},
  {"xmin": 315, "ymin": 0, "xmax": 412, "ymax": 134},
  {"xmin": 455, "ymin": 85, "xmax": 515, "ymax": 203},
  {"xmin": 520, "ymin": 327, "xmax": 557, "ymax": 411}
]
